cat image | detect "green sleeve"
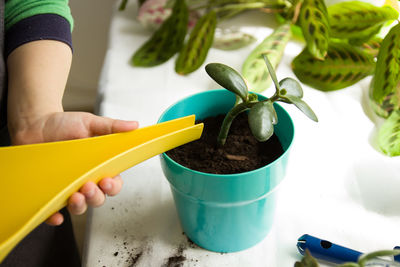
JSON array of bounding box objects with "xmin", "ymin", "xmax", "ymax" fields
[{"xmin": 5, "ymin": 0, "xmax": 74, "ymax": 31}]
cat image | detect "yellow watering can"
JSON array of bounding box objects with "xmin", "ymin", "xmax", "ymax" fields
[{"xmin": 0, "ymin": 115, "xmax": 203, "ymax": 262}]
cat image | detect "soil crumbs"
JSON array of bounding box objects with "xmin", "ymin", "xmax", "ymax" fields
[{"xmin": 167, "ymin": 113, "xmax": 284, "ymax": 174}]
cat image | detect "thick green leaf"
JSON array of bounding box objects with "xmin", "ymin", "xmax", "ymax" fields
[
  {"xmin": 328, "ymin": 2, "xmax": 398, "ymax": 43},
  {"xmin": 205, "ymin": 63, "xmax": 249, "ymax": 101},
  {"xmin": 175, "ymin": 11, "xmax": 217, "ymax": 75},
  {"xmin": 283, "ymin": 95, "xmax": 318, "ymax": 122},
  {"xmin": 369, "ymin": 23, "xmax": 400, "ymax": 118},
  {"xmin": 263, "ymin": 54, "xmax": 280, "ymax": 91},
  {"xmin": 378, "ymin": 110, "xmax": 400, "ymax": 157},
  {"xmin": 298, "ymin": 0, "xmax": 330, "ymax": 59},
  {"xmin": 292, "ymin": 41, "xmax": 375, "ymax": 91},
  {"xmin": 248, "ymin": 101, "xmax": 275, "ymax": 142},
  {"xmin": 242, "ymin": 23, "xmax": 292, "ymax": 93},
  {"xmin": 131, "ymin": 0, "xmax": 188, "ymax": 67},
  {"xmin": 279, "ymin": 77, "xmax": 303, "ymax": 98},
  {"xmin": 266, "ymin": 100, "xmax": 278, "ymax": 124}
]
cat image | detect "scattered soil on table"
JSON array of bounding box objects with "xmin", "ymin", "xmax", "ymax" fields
[{"xmin": 167, "ymin": 113, "xmax": 284, "ymax": 174}]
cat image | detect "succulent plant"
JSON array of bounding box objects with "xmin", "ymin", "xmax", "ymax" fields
[{"xmin": 205, "ymin": 55, "xmax": 318, "ymax": 146}]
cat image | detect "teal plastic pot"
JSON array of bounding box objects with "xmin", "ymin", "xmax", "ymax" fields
[{"xmin": 158, "ymin": 89, "xmax": 294, "ymax": 252}]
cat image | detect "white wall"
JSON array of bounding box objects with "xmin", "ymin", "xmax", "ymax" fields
[{"xmin": 63, "ymin": 0, "xmax": 115, "ymax": 111}]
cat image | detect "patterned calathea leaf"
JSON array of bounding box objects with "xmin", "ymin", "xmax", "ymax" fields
[
  {"xmin": 298, "ymin": 0, "xmax": 330, "ymax": 60},
  {"xmin": 369, "ymin": 23, "xmax": 400, "ymax": 118},
  {"xmin": 175, "ymin": 11, "xmax": 217, "ymax": 75},
  {"xmin": 213, "ymin": 27, "xmax": 256, "ymax": 51},
  {"xmin": 328, "ymin": 1, "xmax": 398, "ymax": 45},
  {"xmin": 360, "ymin": 37, "xmax": 382, "ymax": 58},
  {"xmin": 131, "ymin": 0, "xmax": 188, "ymax": 67},
  {"xmin": 292, "ymin": 41, "xmax": 375, "ymax": 91},
  {"xmin": 242, "ymin": 23, "xmax": 291, "ymax": 93},
  {"xmin": 137, "ymin": 0, "xmax": 172, "ymax": 30}
]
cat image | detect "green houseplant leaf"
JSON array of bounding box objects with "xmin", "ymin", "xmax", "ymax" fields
[
  {"xmin": 248, "ymin": 101, "xmax": 275, "ymax": 142},
  {"xmin": 360, "ymin": 37, "xmax": 382, "ymax": 58},
  {"xmin": 369, "ymin": 23, "xmax": 400, "ymax": 118},
  {"xmin": 294, "ymin": 250, "xmax": 320, "ymax": 267},
  {"xmin": 242, "ymin": 23, "xmax": 292, "ymax": 93},
  {"xmin": 279, "ymin": 77, "xmax": 303, "ymax": 98},
  {"xmin": 298, "ymin": 0, "xmax": 330, "ymax": 60},
  {"xmin": 205, "ymin": 63, "xmax": 249, "ymax": 101},
  {"xmin": 292, "ymin": 41, "xmax": 375, "ymax": 91},
  {"xmin": 378, "ymin": 110, "xmax": 400, "ymax": 157},
  {"xmin": 175, "ymin": 10, "xmax": 217, "ymax": 75},
  {"xmin": 213, "ymin": 28, "xmax": 256, "ymax": 51},
  {"xmin": 131, "ymin": 0, "xmax": 188, "ymax": 67},
  {"xmin": 283, "ymin": 95, "xmax": 318, "ymax": 122},
  {"xmin": 328, "ymin": 1, "xmax": 398, "ymax": 44}
]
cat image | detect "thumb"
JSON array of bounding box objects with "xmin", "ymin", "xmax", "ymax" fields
[{"xmin": 88, "ymin": 115, "xmax": 139, "ymax": 136}]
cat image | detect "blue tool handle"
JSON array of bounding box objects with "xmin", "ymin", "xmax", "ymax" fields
[
  {"xmin": 297, "ymin": 234, "xmax": 362, "ymax": 264},
  {"xmin": 394, "ymin": 246, "xmax": 400, "ymax": 262}
]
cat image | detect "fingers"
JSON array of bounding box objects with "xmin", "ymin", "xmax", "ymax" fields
[
  {"xmin": 67, "ymin": 176, "xmax": 123, "ymax": 217},
  {"xmin": 68, "ymin": 192, "xmax": 87, "ymax": 215},
  {"xmin": 98, "ymin": 175, "xmax": 123, "ymax": 196},
  {"xmin": 45, "ymin": 212, "xmax": 64, "ymax": 226},
  {"xmin": 88, "ymin": 115, "xmax": 139, "ymax": 136},
  {"xmin": 79, "ymin": 181, "xmax": 106, "ymax": 207}
]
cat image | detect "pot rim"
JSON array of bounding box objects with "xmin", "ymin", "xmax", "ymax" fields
[{"xmin": 158, "ymin": 89, "xmax": 295, "ymax": 178}]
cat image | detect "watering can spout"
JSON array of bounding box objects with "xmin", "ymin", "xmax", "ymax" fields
[{"xmin": 0, "ymin": 115, "xmax": 203, "ymax": 262}]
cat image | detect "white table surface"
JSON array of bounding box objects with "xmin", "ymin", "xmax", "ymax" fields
[{"xmin": 82, "ymin": 1, "xmax": 400, "ymax": 266}]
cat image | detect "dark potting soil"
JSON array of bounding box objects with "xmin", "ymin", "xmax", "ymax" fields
[{"xmin": 166, "ymin": 113, "xmax": 284, "ymax": 174}]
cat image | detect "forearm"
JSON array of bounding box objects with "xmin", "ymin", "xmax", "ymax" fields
[{"xmin": 7, "ymin": 40, "xmax": 72, "ymax": 137}]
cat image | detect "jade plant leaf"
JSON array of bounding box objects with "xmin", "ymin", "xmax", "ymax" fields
[
  {"xmin": 131, "ymin": 0, "xmax": 188, "ymax": 67},
  {"xmin": 263, "ymin": 54, "xmax": 280, "ymax": 91},
  {"xmin": 378, "ymin": 110, "xmax": 400, "ymax": 157},
  {"xmin": 279, "ymin": 77, "xmax": 303, "ymax": 98},
  {"xmin": 328, "ymin": 1, "xmax": 398, "ymax": 44},
  {"xmin": 369, "ymin": 23, "xmax": 400, "ymax": 118},
  {"xmin": 298, "ymin": 0, "xmax": 330, "ymax": 60},
  {"xmin": 248, "ymin": 101, "xmax": 275, "ymax": 142},
  {"xmin": 205, "ymin": 63, "xmax": 249, "ymax": 101},
  {"xmin": 292, "ymin": 41, "xmax": 375, "ymax": 91},
  {"xmin": 283, "ymin": 95, "xmax": 318, "ymax": 122},
  {"xmin": 175, "ymin": 11, "xmax": 217, "ymax": 75},
  {"xmin": 242, "ymin": 23, "xmax": 292, "ymax": 93}
]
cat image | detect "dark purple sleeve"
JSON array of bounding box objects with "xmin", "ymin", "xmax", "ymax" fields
[{"xmin": 5, "ymin": 13, "xmax": 73, "ymax": 58}]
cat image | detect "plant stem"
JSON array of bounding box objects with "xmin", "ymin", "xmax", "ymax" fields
[
  {"xmin": 213, "ymin": 2, "xmax": 268, "ymax": 14},
  {"xmin": 119, "ymin": 0, "xmax": 129, "ymax": 10},
  {"xmin": 218, "ymin": 102, "xmax": 256, "ymax": 146}
]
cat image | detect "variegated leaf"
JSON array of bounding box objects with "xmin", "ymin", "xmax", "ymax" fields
[
  {"xmin": 242, "ymin": 23, "xmax": 291, "ymax": 93},
  {"xmin": 292, "ymin": 41, "xmax": 375, "ymax": 91},
  {"xmin": 299, "ymin": 0, "xmax": 330, "ymax": 60},
  {"xmin": 175, "ymin": 11, "xmax": 217, "ymax": 75},
  {"xmin": 328, "ymin": 1, "xmax": 398, "ymax": 43},
  {"xmin": 137, "ymin": 0, "xmax": 172, "ymax": 30},
  {"xmin": 213, "ymin": 28, "xmax": 256, "ymax": 51},
  {"xmin": 132, "ymin": 0, "xmax": 188, "ymax": 67},
  {"xmin": 360, "ymin": 37, "xmax": 382, "ymax": 58},
  {"xmin": 369, "ymin": 23, "xmax": 400, "ymax": 118}
]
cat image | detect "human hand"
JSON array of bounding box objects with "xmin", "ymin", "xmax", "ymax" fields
[{"xmin": 9, "ymin": 111, "xmax": 139, "ymax": 226}]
